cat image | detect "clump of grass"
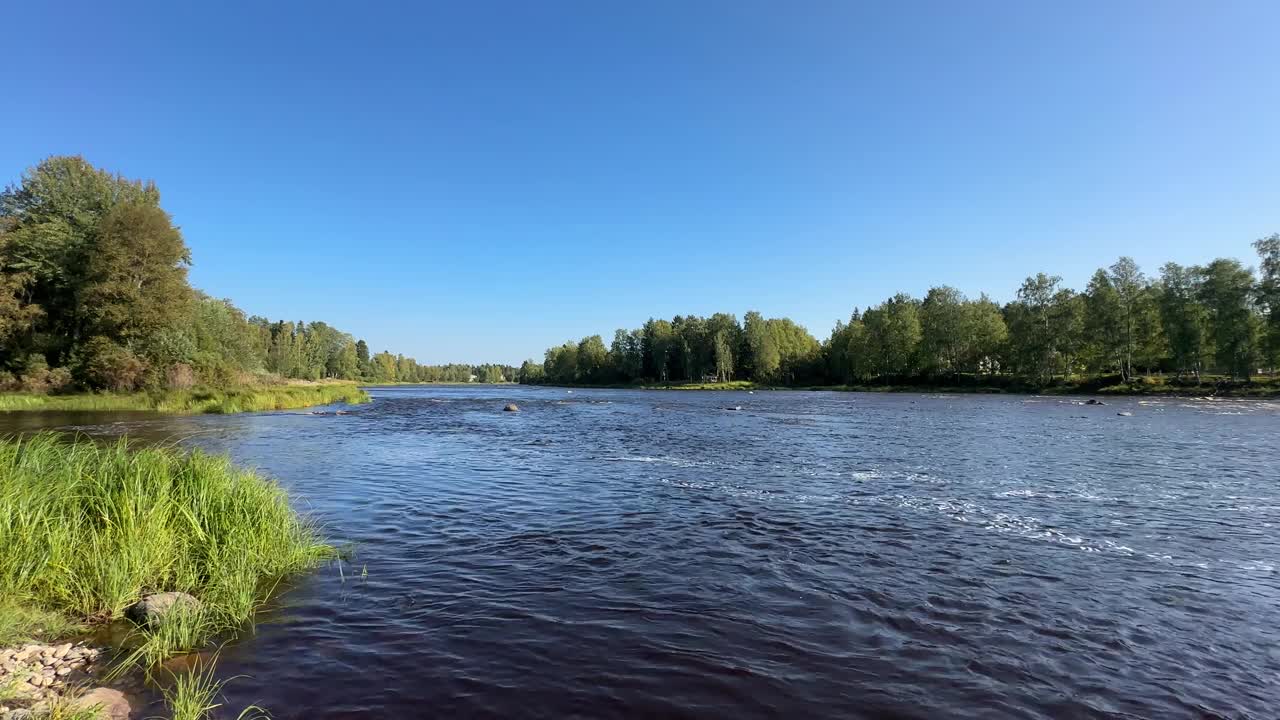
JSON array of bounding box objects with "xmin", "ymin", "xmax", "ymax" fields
[
  {"xmin": 161, "ymin": 659, "xmax": 268, "ymax": 720},
  {"xmin": 0, "ymin": 600, "xmax": 85, "ymax": 646},
  {"xmin": 0, "ymin": 383, "xmax": 369, "ymax": 415},
  {"xmin": 0, "ymin": 434, "xmax": 336, "ymax": 665}
]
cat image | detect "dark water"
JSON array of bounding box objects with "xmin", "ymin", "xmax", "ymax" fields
[{"xmin": 5, "ymin": 387, "xmax": 1280, "ymax": 719}]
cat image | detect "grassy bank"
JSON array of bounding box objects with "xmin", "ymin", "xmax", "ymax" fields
[
  {"xmin": 0, "ymin": 382, "xmax": 369, "ymax": 414},
  {"xmin": 0, "ymin": 434, "xmax": 336, "ymax": 715},
  {"xmin": 541, "ymin": 374, "xmax": 1280, "ymax": 397}
]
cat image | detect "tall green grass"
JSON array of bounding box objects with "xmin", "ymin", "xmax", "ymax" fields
[
  {"xmin": 0, "ymin": 435, "xmax": 336, "ymax": 664},
  {"xmin": 0, "ymin": 383, "xmax": 369, "ymax": 414},
  {"xmin": 160, "ymin": 658, "xmax": 268, "ymax": 720}
]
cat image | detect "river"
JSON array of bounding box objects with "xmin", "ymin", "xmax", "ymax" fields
[{"xmin": 4, "ymin": 385, "xmax": 1279, "ymax": 719}]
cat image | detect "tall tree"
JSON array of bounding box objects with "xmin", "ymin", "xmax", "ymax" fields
[
  {"xmin": 79, "ymin": 203, "xmax": 191, "ymax": 348},
  {"xmin": 918, "ymin": 286, "xmax": 966, "ymax": 375},
  {"xmin": 1199, "ymin": 258, "xmax": 1259, "ymax": 380},
  {"xmin": 0, "ymin": 156, "xmax": 161, "ymax": 364},
  {"xmin": 1255, "ymin": 233, "xmax": 1280, "ymax": 368}
]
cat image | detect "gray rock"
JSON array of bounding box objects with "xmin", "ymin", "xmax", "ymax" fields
[
  {"xmin": 1117, "ymin": 411, "xmax": 1133, "ymax": 417},
  {"xmin": 503, "ymin": 403, "xmax": 519, "ymax": 412},
  {"xmin": 125, "ymin": 591, "xmax": 201, "ymax": 626},
  {"xmin": 75, "ymin": 688, "xmax": 131, "ymax": 720}
]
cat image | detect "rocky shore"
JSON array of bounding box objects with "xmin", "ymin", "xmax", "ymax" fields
[{"xmin": 0, "ymin": 642, "xmax": 131, "ymax": 719}]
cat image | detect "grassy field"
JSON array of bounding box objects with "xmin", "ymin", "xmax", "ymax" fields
[
  {"xmin": 0, "ymin": 382, "xmax": 369, "ymax": 414},
  {"xmin": 0, "ymin": 434, "xmax": 336, "ymax": 716}
]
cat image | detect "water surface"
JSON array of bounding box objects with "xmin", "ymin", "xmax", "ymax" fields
[{"xmin": 5, "ymin": 386, "xmax": 1279, "ymax": 719}]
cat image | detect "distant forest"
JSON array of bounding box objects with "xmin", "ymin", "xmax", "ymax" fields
[
  {"xmin": 524, "ymin": 243, "xmax": 1280, "ymax": 388},
  {"xmin": 0, "ymin": 156, "xmax": 513, "ymax": 392}
]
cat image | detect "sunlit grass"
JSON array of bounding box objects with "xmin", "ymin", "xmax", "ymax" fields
[
  {"xmin": 0, "ymin": 383, "xmax": 369, "ymax": 414},
  {"xmin": 161, "ymin": 658, "xmax": 269, "ymax": 720},
  {"xmin": 0, "ymin": 434, "xmax": 336, "ymax": 667}
]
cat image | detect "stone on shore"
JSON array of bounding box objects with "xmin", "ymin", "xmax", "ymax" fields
[
  {"xmin": 125, "ymin": 591, "xmax": 202, "ymax": 626},
  {"xmin": 74, "ymin": 688, "xmax": 131, "ymax": 720}
]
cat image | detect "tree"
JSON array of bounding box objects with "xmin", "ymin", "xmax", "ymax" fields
[
  {"xmin": 1199, "ymin": 258, "xmax": 1259, "ymax": 380},
  {"xmin": 576, "ymin": 335, "xmax": 608, "ymax": 383},
  {"xmin": 1083, "ymin": 269, "xmax": 1121, "ymax": 374},
  {"xmin": 1108, "ymin": 257, "xmax": 1151, "ymax": 380},
  {"xmin": 0, "ymin": 218, "xmax": 42, "ymax": 355},
  {"xmin": 1255, "ymin": 233, "xmax": 1280, "ymax": 368},
  {"xmin": 713, "ymin": 330, "xmax": 733, "ymax": 382},
  {"xmin": 1005, "ymin": 274, "xmax": 1075, "ymax": 382},
  {"xmin": 918, "ymin": 286, "xmax": 965, "ymax": 375},
  {"xmin": 863, "ymin": 294, "xmax": 922, "ymax": 377},
  {"xmin": 1156, "ymin": 263, "xmax": 1208, "ymax": 379},
  {"xmin": 544, "ymin": 342, "xmax": 579, "ymax": 384},
  {"xmin": 743, "ymin": 311, "xmax": 779, "ymax": 382},
  {"xmin": 79, "ymin": 203, "xmax": 192, "ymax": 354},
  {"xmin": 963, "ymin": 295, "xmax": 1007, "ymax": 374},
  {"xmin": 0, "ymin": 156, "xmax": 161, "ymax": 364}
]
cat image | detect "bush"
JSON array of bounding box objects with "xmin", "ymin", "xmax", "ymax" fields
[
  {"xmin": 10, "ymin": 354, "xmax": 75, "ymax": 394},
  {"xmin": 77, "ymin": 337, "xmax": 148, "ymax": 392},
  {"xmin": 166, "ymin": 363, "xmax": 196, "ymax": 390}
]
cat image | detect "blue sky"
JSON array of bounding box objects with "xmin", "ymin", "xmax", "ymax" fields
[{"xmin": 4, "ymin": 2, "xmax": 1277, "ymax": 364}]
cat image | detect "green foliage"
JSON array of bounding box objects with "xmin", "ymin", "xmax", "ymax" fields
[
  {"xmin": 160, "ymin": 659, "xmax": 268, "ymax": 720},
  {"xmin": 0, "ymin": 155, "xmax": 499, "ymax": 395},
  {"xmin": 0, "ymin": 434, "xmax": 335, "ymax": 658},
  {"xmin": 525, "ymin": 244, "xmax": 1276, "ymax": 390},
  {"xmin": 0, "ymin": 382, "xmax": 368, "ymax": 414}
]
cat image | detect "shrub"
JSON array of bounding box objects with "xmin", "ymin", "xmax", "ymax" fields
[
  {"xmin": 166, "ymin": 363, "xmax": 196, "ymax": 390},
  {"xmin": 77, "ymin": 337, "xmax": 148, "ymax": 392}
]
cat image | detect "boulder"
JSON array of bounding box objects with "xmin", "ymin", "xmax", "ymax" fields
[
  {"xmin": 1117, "ymin": 411, "xmax": 1133, "ymax": 417},
  {"xmin": 1085, "ymin": 399, "xmax": 1106, "ymax": 406},
  {"xmin": 503, "ymin": 404, "xmax": 520, "ymax": 412},
  {"xmin": 125, "ymin": 592, "xmax": 201, "ymax": 626},
  {"xmin": 74, "ymin": 688, "xmax": 131, "ymax": 720}
]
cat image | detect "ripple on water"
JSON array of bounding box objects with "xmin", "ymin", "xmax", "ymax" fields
[{"xmin": 6, "ymin": 386, "xmax": 1278, "ymax": 718}]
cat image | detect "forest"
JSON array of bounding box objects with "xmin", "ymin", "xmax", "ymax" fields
[
  {"xmin": 524, "ymin": 243, "xmax": 1280, "ymax": 390},
  {"xmin": 0, "ymin": 156, "xmax": 512, "ymax": 393}
]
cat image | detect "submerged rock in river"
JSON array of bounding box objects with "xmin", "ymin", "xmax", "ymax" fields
[
  {"xmin": 73, "ymin": 688, "xmax": 131, "ymax": 720},
  {"xmin": 504, "ymin": 404, "xmax": 520, "ymax": 412},
  {"xmin": 125, "ymin": 591, "xmax": 201, "ymax": 626}
]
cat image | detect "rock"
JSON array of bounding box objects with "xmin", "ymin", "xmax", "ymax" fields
[
  {"xmin": 1085, "ymin": 399, "xmax": 1106, "ymax": 406},
  {"xmin": 56, "ymin": 666, "xmax": 72, "ymax": 676},
  {"xmin": 1117, "ymin": 411, "xmax": 1133, "ymax": 417},
  {"xmin": 503, "ymin": 404, "xmax": 519, "ymax": 412},
  {"xmin": 53, "ymin": 644, "xmax": 71, "ymax": 659},
  {"xmin": 125, "ymin": 591, "xmax": 201, "ymax": 626},
  {"xmin": 74, "ymin": 688, "xmax": 131, "ymax": 720}
]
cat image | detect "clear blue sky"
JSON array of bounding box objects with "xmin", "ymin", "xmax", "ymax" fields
[{"xmin": 4, "ymin": 2, "xmax": 1277, "ymax": 364}]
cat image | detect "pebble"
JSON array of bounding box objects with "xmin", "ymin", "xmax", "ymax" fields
[{"xmin": 0, "ymin": 640, "xmax": 109, "ymax": 716}]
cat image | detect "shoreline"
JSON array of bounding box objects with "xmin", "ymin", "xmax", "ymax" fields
[
  {"xmin": 0, "ymin": 382, "xmax": 370, "ymax": 415},
  {"xmin": 0, "ymin": 435, "xmax": 336, "ymax": 718},
  {"xmin": 527, "ymin": 377, "xmax": 1280, "ymax": 398}
]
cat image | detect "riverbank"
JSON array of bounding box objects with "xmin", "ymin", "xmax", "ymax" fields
[
  {"xmin": 358, "ymin": 381, "xmax": 517, "ymax": 387},
  {"xmin": 536, "ymin": 375, "xmax": 1280, "ymax": 398},
  {"xmin": 0, "ymin": 382, "xmax": 369, "ymax": 415},
  {"xmin": 0, "ymin": 435, "xmax": 337, "ymax": 718}
]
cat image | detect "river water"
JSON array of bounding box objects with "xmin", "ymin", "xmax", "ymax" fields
[{"xmin": 5, "ymin": 386, "xmax": 1279, "ymax": 719}]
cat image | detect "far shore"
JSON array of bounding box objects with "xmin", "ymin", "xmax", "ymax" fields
[
  {"xmin": 527, "ymin": 376, "xmax": 1280, "ymax": 398},
  {"xmin": 0, "ymin": 381, "xmax": 370, "ymax": 415}
]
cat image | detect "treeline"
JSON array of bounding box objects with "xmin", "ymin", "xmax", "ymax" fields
[
  {"xmin": 0, "ymin": 156, "xmax": 509, "ymax": 392},
  {"xmin": 523, "ymin": 245, "xmax": 1280, "ymax": 388}
]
